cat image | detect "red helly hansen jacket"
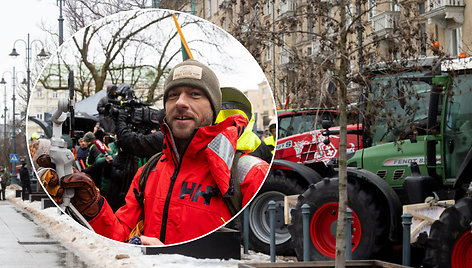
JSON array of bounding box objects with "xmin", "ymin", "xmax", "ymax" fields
[{"xmin": 89, "ymin": 114, "xmax": 269, "ymax": 244}]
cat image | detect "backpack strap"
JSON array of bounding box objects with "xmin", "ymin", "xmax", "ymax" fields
[
  {"xmin": 133, "ymin": 152, "xmax": 162, "ymax": 208},
  {"xmin": 223, "ymin": 151, "xmax": 243, "ymax": 217},
  {"xmin": 133, "ymin": 150, "xmax": 244, "ymax": 216},
  {"xmin": 128, "ymin": 152, "xmax": 162, "ymax": 241}
]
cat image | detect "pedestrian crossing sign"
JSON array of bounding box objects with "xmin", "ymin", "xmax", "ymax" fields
[{"xmin": 10, "ymin": 154, "xmax": 18, "ymax": 163}]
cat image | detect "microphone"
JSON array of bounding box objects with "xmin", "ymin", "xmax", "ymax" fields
[{"xmin": 94, "ymin": 139, "xmax": 109, "ymax": 154}]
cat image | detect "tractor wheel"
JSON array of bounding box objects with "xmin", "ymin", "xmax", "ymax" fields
[
  {"xmin": 423, "ymin": 196, "xmax": 472, "ymax": 268},
  {"xmin": 248, "ymin": 170, "xmax": 305, "ymax": 255},
  {"xmin": 288, "ymin": 177, "xmax": 389, "ymax": 261}
]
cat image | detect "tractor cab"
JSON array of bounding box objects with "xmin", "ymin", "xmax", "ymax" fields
[{"xmin": 348, "ymin": 57, "xmax": 472, "ymax": 199}]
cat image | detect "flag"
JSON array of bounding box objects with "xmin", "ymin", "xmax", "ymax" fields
[{"xmin": 172, "ymin": 14, "xmax": 194, "ymax": 61}]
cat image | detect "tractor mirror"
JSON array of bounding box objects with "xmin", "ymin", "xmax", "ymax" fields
[{"xmin": 322, "ymin": 119, "xmax": 333, "ymax": 129}]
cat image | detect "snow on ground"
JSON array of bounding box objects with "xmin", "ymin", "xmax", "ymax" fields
[{"xmin": 5, "ymin": 186, "xmax": 295, "ymax": 268}]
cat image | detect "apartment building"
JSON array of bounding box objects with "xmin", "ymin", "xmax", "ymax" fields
[
  {"xmin": 245, "ymin": 81, "xmax": 276, "ymax": 131},
  {"xmin": 188, "ymin": 0, "xmax": 471, "ymax": 108}
]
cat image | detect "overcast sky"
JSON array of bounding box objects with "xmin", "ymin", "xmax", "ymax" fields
[
  {"xmin": 0, "ymin": 0, "xmax": 59, "ymax": 76},
  {"xmin": 0, "ymin": 0, "xmax": 59, "ymax": 114}
]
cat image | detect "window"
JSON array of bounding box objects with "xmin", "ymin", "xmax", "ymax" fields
[
  {"xmin": 391, "ymin": 0, "xmax": 400, "ymax": 11},
  {"xmin": 36, "ymin": 88, "xmax": 43, "ymax": 98},
  {"xmin": 222, "ymin": 17, "xmax": 227, "ymax": 31},
  {"xmin": 277, "ymin": 111, "xmax": 348, "ymax": 138},
  {"xmin": 212, "ymin": 0, "xmax": 218, "ymax": 15},
  {"xmin": 36, "ymin": 111, "xmax": 42, "ymax": 120},
  {"xmin": 368, "ymin": 72, "xmax": 431, "ymax": 145},
  {"xmin": 447, "ymin": 27, "xmax": 462, "ymax": 56},
  {"xmin": 418, "ymin": 2, "xmax": 425, "ymax": 14},
  {"xmin": 52, "ymin": 90, "xmax": 58, "ymax": 98},
  {"xmin": 368, "ymin": 0, "xmax": 376, "ymax": 21},
  {"xmin": 263, "ymin": 99, "xmax": 269, "ymax": 106},
  {"xmin": 281, "ymin": 80, "xmax": 287, "ymax": 105},
  {"xmin": 308, "ymin": 6, "xmax": 315, "ymax": 41},
  {"xmin": 265, "ymin": 42, "xmax": 272, "ymax": 61},
  {"xmin": 420, "ymin": 24, "xmax": 427, "ymax": 56},
  {"xmin": 264, "ymin": 0, "xmax": 272, "ymax": 16},
  {"xmin": 263, "ymin": 86, "xmax": 268, "ymax": 94},
  {"xmin": 444, "ymin": 73, "xmax": 472, "ymax": 178},
  {"xmin": 206, "ymin": 0, "xmax": 212, "ymax": 18}
]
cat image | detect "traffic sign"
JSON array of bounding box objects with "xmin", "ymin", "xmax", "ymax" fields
[{"xmin": 9, "ymin": 154, "xmax": 18, "ymax": 163}]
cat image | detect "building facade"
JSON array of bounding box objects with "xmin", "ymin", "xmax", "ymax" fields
[{"xmin": 187, "ymin": 0, "xmax": 471, "ymax": 109}]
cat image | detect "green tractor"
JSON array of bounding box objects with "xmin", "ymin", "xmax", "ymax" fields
[{"xmin": 288, "ymin": 57, "xmax": 472, "ymax": 267}]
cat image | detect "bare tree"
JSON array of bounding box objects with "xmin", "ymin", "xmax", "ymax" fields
[
  {"xmin": 213, "ymin": 0, "xmax": 441, "ymax": 264},
  {"xmin": 63, "ymin": 0, "xmax": 189, "ymax": 33}
]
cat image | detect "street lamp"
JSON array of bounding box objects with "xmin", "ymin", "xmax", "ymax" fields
[
  {"xmin": 57, "ymin": 0, "xmax": 64, "ymax": 45},
  {"xmin": 0, "ymin": 74, "xmax": 9, "ymax": 168},
  {"xmin": 9, "ymin": 33, "xmax": 49, "ymax": 109},
  {"xmin": 0, "ymin": 68, "xmax": 26, "ymax": 184}
]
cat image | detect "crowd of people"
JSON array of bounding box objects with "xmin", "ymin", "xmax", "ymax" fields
[{"xmin": 30, "ymin": 60, "xmax": 276, "ymax": 246}]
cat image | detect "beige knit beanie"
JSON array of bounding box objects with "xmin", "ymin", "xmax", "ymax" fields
[{"xmin": 164, "ymin": 60, "xmax": 221, "ymax": 121}]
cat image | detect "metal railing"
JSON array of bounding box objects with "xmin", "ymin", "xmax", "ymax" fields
[
  {"xmin": 371, "ymin": 11, "xmax": 400, "ymax": 36},
  {"xmin": 279, "ymin": 0, "xmax": 297, "ymax": 17},
  {"xmin": 427, "ymin": 0, "xmax": 464, "ymax": 11}
]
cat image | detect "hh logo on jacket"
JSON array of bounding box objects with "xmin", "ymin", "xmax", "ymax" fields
[{"xmin": 179, "ymin": 181, "xmax": 215, "ymax": 205}]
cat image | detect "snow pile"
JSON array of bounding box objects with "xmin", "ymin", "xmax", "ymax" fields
[{"xmin": 5, "ymin": 186, "xmax": 294, "ymax": 267}]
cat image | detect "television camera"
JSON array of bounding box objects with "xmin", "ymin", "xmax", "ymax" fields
[{"xmin": 105, "ymin": 83, "xmax": 164, "ymax": 134}]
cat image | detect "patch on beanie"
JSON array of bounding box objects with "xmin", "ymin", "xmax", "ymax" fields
[{"xmin": 173, "ymin": 65, "xmax": 203, "ymax": 80}]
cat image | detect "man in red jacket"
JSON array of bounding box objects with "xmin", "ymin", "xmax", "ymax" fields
[{"xmin": 37, "ymin": 60, "xmax": 269, "ymax": 245}]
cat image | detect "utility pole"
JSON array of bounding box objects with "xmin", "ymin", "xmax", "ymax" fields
[
  {"xmin": 58, "ymin": 0, "xmax": 64, "ymax": 45},
  {"xmin": 11, "ymin": 67, "xmax": 17, "ymax": 184}
]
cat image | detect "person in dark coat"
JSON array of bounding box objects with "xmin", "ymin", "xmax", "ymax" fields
[
  {"xmin": 97, "ymin": 85, "xmax": 118, "ymax": 133},
  {"xmin": 20, "ymin": 163, "xmax": 31, "ymax": 201},
  {"xmin": 75, "ymin": 138, "xmax": 90, "ymax": 170},
  {"xmin": 82, "ymin": 131, "xmax": 104, "ymax": 189},
  {"xmin": 0, "ymin": 166, "xmax": 10, "ymax": 200},
  {"xmin": 114, "ymin": 108, "xmax": 165, "ymax": 159}
]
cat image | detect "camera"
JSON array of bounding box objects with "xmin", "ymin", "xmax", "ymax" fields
[{"xmin": 106, "ymin": 83, "xmax": 164, "ymax": 134}]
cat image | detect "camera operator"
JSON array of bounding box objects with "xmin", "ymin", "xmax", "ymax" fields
[
  {"xmin": 114, "ymin": 107, "xmax": 166, "ymax": 159},
  {"xmin": 97, "ymin": 85, "xmax": 118, "ymax": 134},
  {"xmin": 103, "ymin": 83, "xmax": 166, "ymax": 159},
  {"xmin": 94, "ymin": 84, "xmax": 165, "ymax": 211}
]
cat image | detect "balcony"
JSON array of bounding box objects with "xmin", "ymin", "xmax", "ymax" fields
[
  {"xmin": 278, "ymin": 49, "xmax": 293, "ymax": 70},
  {"xmin": 307, "ymin": 40, "xmax": 321, "ymax": 59},
  {"xmin": 371, "ymin": 11, "xmax": 401, "ymax": 38},
  {"xmin": 306, "ymin": 38, "xmax": 334, "ymax": 61},
  {"xmin": 278, "ymin": 0, "xmax": 296, "ymax": 17},
  {"xmin": 279, "ymin": 49, "xmax": 291, "ymax": 65},
  {"xmin": 424, "ymin": 0, "xmax": 465, "ymax": 28}
]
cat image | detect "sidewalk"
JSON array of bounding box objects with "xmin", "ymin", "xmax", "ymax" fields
[
  {"xmin": 1, "ymin": 186, "xmax": 288, "ymax": 268},
  {"xmin": 0, "ymin": 200, "xmax": 87, "ymax": 267}
]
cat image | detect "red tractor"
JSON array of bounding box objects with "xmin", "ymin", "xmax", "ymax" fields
[{"xmin": 247, "ymin": 108, "xmax": 363, "ymax": 254}]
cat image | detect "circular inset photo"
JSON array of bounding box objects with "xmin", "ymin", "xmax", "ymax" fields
[{"xmin": 27, "ymin": 9, "xmax": 275, "ymax": 246}]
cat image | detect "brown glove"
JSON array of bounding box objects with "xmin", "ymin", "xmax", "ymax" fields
[
  {"xmin": 40, "ymin": 169, "xmax": 64, "ymax": 204},
  {"xmin": 36, "ymin": 154, "xmax": 56, "ymax": 169},
  {"xmin": 61, "ymin": 173, "xmax": 101, "ymax": 218}
]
